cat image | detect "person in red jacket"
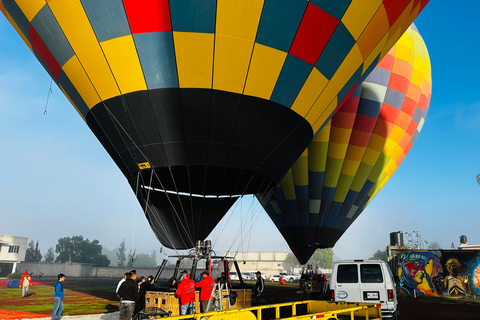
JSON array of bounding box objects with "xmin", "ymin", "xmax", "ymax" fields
[
  {"xmin": 20, "ymin": 270, "xmax": 32, "ymax": 298},
  {"xmin": 175, "ymin": 270, "xmax": 196, "ymax": 315},
  {"xmin": 195, "ymin": 271, "xmax": 215, "ymax": 313}
]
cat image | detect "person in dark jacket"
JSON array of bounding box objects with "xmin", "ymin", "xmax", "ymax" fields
[
  {"xmin": 118, "ymin": 270, "xmax": 139, "ymax": 320},
  {"xmin": 253, "ymin": 271, "xmax": 265, "ymax": 305},
  {"xmin": 134, "ymin": 275, "xmax": 155, "ymax": 316}
]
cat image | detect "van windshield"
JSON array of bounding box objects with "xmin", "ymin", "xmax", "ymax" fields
[{"xmin": 360, "ymin": 264, "xmax": 383, "ymax": 283}]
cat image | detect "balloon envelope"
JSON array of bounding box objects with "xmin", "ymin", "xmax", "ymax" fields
[
  {"xmin": 258, "ymin": 24, "xmax": 432, "ymax": 264},
  {"xmin": 0, "ymin": 0, "xmax": 428, "ymax": 250}
]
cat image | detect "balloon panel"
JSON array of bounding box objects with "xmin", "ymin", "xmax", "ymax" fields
[
  {"xmin": 0, "ymin": 0, "xmax": 428, "ymax": 250},
  {"xmin": 258, "ymin": 24, "xmax": 432, "ymax": 264}
]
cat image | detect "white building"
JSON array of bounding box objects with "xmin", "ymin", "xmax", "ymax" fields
[
  {"xmin": 224, "ymin": 251, "xmax": 290, "ymax": 277},
  {"xmin": 0, "ymin": 235, "xmax": 28, "ymax": 277}
]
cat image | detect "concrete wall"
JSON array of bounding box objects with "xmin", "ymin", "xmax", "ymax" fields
[
  {"xmin": 15, "ymin": 262, "xmax": 160, "ymax": 279},
  {"xmin": 224, "ymin": 251, "xmax": 294, "ymax": 277},
  {"xmin": 12, "ymin": 251, "xmax": 295, "ymax": 279}
]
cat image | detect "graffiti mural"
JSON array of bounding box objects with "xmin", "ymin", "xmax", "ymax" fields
[
  {"xmin": 397, "ymin": 251, "xmax": 442, "ymax": 296},
  {"xmin": 395, "ymin": 250, "xmax": 480, "ymax": 297}
]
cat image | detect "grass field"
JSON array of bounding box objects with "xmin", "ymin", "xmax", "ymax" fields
[{"xmin": 0, "ymin": 277, "xmax": 119, "ymax": 316}]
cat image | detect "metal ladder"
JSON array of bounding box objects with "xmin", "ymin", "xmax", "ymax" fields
[{"xmin": 206, "ymin": 280, "xmax": 231, "ymax": 311}]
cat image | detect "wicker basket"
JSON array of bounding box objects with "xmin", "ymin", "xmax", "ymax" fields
[{"xmin": 145, "ymin": 288, "xmax": 252, "ymax": 316}]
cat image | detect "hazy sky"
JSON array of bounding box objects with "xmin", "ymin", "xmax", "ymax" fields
[{"xmin": 1, "ymin": 2, "xmax": 479, "ymax": 264}]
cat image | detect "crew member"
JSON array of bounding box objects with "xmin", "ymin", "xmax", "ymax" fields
[
  {"xmin": 195, "ymin": 271, "xmax": 215, "ymax": 312},
  {"xmin": 134, "ymin": 275, "xmax": 155, "ymax": 316},
  {"xmin": 176, "ymin": 270, "xmax": 196, "ymax": 315},
  {"xmin": 254, "ymin": 271, "xmax": 265, "ymax": 305},
  {"xmin": 118, "ymin": 270, "xmax": 139, "ymax": 320}
]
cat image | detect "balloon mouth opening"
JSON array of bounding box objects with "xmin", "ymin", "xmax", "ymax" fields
[
  {"xmin": 133, "ymin": 165, "xmax": 279, "ymax": 197},
  {"xmin": 141, "ymin": 185, "xmax": 245, "ymax": 198}
]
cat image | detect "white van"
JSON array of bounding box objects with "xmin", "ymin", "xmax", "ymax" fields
[{"xmin": 330, "ymin": 260, "xmax": 398, "ymax": 319}]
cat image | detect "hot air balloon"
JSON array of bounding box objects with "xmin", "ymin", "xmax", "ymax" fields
[
  {"xmin": 258, "ymin": 24, "xmax": 432, "ymax": 264},
  {"xmin": 477, "ymin": 174, "xmax": 480, "ymax": 186},
  {"xmin": 0, "ymin": 0, "xmax": 428, "ymax": 250}
]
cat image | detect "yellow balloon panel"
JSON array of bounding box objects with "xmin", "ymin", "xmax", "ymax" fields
[
  {"xmin": 243, "ymin": 44, "xmax": 287, "ymax": 99},
  {"xmin": 174, "ymin": 31, "xmax": 214, "ymax": 89}
]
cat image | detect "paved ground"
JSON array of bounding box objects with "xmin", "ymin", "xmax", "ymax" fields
[{"xmin": 19, "ymin": 312, "xmax": 120, "ymax": 320}]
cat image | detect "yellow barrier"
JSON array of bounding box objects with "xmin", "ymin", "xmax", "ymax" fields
[{"xmin": 161, "ymin": 300, "xmax": 382, "ymax": 320}]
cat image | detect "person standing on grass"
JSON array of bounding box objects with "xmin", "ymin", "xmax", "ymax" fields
[
  {"xmin": 52, "ymin": 273, "xmax": 66, "ymax": 320},
  {"xmin": 20, "ymin": 270, "xmax": 32, "ymax": 298},
  {"xmin": 253, "ymin": 271, "xmax": 265, "ymax": 305}
]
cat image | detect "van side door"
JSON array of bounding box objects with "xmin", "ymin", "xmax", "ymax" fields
[
  {"xmin": 334, "ymin": 264, "xmax": 361, "ymax": 302},
  {"xmin": 360, "ymin": 263, "xmax": 386, "ymax": 303}
]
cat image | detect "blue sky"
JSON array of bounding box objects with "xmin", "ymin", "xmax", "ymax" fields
[{"xmin": 0, "ymin": 2, "xmax": 479, "ymax": 263}]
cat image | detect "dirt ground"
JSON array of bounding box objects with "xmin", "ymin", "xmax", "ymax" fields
[{"xmin": 2, "ymin": 277, "xmax": 480, "ymax": 319}]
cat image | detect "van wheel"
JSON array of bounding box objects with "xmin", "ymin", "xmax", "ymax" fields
[
  {"xmin": 288, "ymin": 278, "xmax": 294, "ymax": 283},
  {"xmin": 394, "ymin": 309, "xmax": 399, "ymax": 320}
]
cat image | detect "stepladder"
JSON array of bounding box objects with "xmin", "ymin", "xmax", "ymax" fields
[{"xmin": 206, "ymin": 281, "xmax": 231, "ymax": 311}]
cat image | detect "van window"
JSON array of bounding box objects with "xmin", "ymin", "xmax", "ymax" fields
[
  {"xmin": 337, "ymin": 264, "xmax": 358, "ymax": 283},
  {"xmin": 360, "ymin": 264, "xmax": 383, "ymax": 283}
]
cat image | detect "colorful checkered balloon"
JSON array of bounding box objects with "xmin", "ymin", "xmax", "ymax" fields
[{"xmin": 258, "ymin": 24, "xmax": 432, "ymax": 264}]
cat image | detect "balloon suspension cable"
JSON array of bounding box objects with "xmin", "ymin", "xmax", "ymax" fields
[
  {"xmin": 137, "ymin": 172, "xmax": 181, "ymax": 255},
  {"xmin": 99, "ymin": 96, "xmax": 189, "ymax": 254},
  {"xmin": 139, "ymin": 169, "xmax": 188, "ymax": 255},
  {"xmin": 43, "ymin": 79, "xmax": 53, "ymax": 115},
  {"xmin": 152, "ymin": 168, "xmax": 195, "ymax": 249},
  {"xmin": 131, "ymin": 172, "xmax": 141, "ymax": 257},
  {"xmin": 224, "ymin": 195, "xmax": 262, "ymax": 255}
]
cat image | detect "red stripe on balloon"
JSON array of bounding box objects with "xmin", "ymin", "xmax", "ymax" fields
[
  {"xmin": 123, "ymin": 0, "xmax": 172, "ymax": 33},
  {"xmin": 289, "ymin": 3, "xmax": 339, "ymax": 65},
  {"xmin": 29, "ymin": 25, "xmax": 60, "ymax": 80}
]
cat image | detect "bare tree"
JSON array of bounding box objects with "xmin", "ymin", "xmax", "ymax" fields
[{"xmin": 404, "ymin": 230, "xmax": 429, "ymax": 250}]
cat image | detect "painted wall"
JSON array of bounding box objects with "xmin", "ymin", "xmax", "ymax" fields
[{"xmin": 393, "ymin": 250, "xmax": 480, "ymax": 297}]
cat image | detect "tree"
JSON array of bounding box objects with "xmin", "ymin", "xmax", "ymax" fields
[
  {"xmin": 93, "ymin": 254, "xmax": 111, "ymax": 267},
  {"xmin": 283, "ymin": 253, "xmax": 300, "ymax": 272},
  {"xmin": 404, "ymin": 230, "xmax": 429, "ymax": 250},
  {"xmin": 127, "ymin": 249, "xmax": 136, "ymax": 268},
  {"xmin": 44, "ymin": 247, "xmax": 55, "ymax": 263},
  {"xmin": 25, "ymin": 240, "xmax": 42, "ymax": 262},
  {"xmin": 116, "ymin": 240, "xmax": 127, "ymax": 267},
  {"xmin": 151, "ymin": 250, "xmax": 157, "ymax": 266},
  {"xmin": 25, "ymin": 240, "xmax": 36, "ymax": 262},
  {"xmin": 132, "ymin": 252, "xmax": 157, "ymax": 268},
  {"xmin": 55, "ymin": 235, "xmax": 110, "ymax": 266},
  {"xmin": 102, "ymin": 247, "xmax": 118, "ymax": 266},
  {"xmin": 33, "ymin": 241, "xmax": 42, "ymax": 262},
  {"xmin": 370, "ymin": 249, "xmax": 387, "ymax": 261},
  {"xmin": 429, "ymin": 241, "xmax": 441, "ymax": 249},
  {"xmin": 306, "ymin": 248, "xmax": 334, "ymax": 269}
]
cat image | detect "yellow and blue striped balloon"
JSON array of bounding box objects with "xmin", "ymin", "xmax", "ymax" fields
[{"xmin": 0, "ymin": 0, "xmax": 429, "ymax": 250}]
